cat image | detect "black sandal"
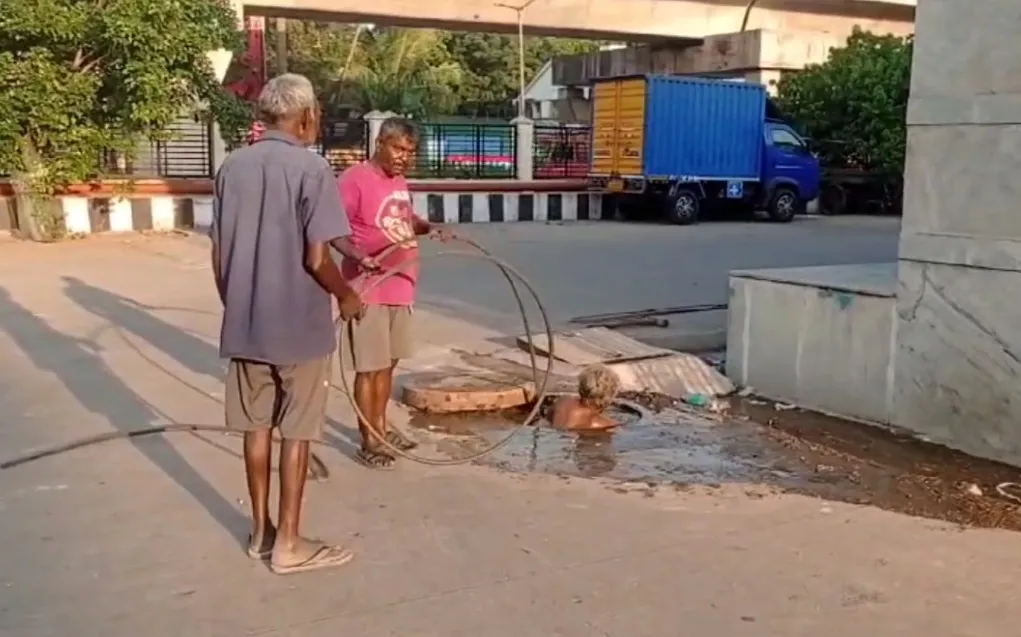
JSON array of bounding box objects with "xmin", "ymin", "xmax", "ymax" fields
[
  {"xmin": 356, "ymin": 447, "xmax": 396, "ymax": 470},
  {"xmin": 385, "ymin": 429, "xmax": 418, "ymax": 452}
]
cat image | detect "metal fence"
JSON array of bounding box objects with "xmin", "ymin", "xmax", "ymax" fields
[
  {"xmin": 533, "ymin": 125, "xmax": 591, "ymax": 179},
  {"xmin": 318, "ymin": 118, "xmax": 369, "ymax": 173},
  {"xmin": 411, "ymin": 123, "xmax": 516, "ymax": 179},
  {"xmin": 101, "ymin": 117, "xmax": 214, "ymax": 178},
  {"xmin": 0, "ymin": 118, "xmax": 214, "ymax": 180}
]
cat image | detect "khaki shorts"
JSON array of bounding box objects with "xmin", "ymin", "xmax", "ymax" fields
[
  {"xmin": 224, "ymin": 357, "xmax": 331, "ymax": 441},
  {"xmin": 341, "ymin": 304, "xmax": 413, "ymax": 372}
]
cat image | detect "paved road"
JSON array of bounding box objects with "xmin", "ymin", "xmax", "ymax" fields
[
  {"xmin": 1, "ymin": 234, "xmax": 1019, "ymax": 637},
  {"xmin": 417, "ymin": 215, "xmax": 901, "ymax": 345}
]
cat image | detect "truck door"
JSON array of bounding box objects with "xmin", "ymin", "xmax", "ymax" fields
[
  {"xmin": 590, "ymin": 81, "xmax": 618, "ymax": 177},
  {"xmin": 614, "ymin": 78, "xmax": 645, "ymax": 178},
  {"xmin": 762, "ymin": 123, "xmax": 820, "ymax": 201}
]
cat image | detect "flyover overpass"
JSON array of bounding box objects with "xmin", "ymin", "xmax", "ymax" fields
[{"xmin": 242, "ymin": 0, "xmax": 915, "ymax": 42}]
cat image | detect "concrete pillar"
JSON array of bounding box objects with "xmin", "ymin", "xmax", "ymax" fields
[
  {"xmin": 205, "ymin": 49, "xmax": 234, "ymax": 174},
  {"xmin": 364, "ymin": 110, "xmax": 396, "ymax": 154},
  {"xmin": 211, "ymin": 122, "xmax": 229, "ymax": 173},
  {"xmin": 893, "ymin": 0, "xmax": 1021, "ymax": 465},
  {"xmin": 511, "ymin": 116, "xmax": 534, "ymax": 181}
]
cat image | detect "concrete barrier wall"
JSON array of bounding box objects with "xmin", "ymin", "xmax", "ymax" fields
[
  {"xmin": 726, "ymin": 264, "xmax": 898, "ymax": 425},
  {"xmin": 0, "ymin": 179, "xmax": 608, "ymax": 235}
]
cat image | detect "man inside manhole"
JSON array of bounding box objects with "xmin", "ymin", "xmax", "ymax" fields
[
  {"xmin": 337, "ymin": 117, "xmax": 454, "ymax": 470},
  {"xmin": 551, "ymin": 365, "xmax": 623, "ymax": 431}
]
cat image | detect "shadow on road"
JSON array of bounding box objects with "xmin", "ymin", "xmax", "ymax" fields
[
  {"xmin": 0, "ymin": 285, "xmax": 247, "ymax": 543},
  {"xmin": 60, "ymin": 276, "xmax": 361, "ymax": 458}
]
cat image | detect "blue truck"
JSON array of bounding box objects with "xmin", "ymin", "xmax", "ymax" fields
[{"xmin": 587, "ymin": 74, "xmax": 821, "ymax": 224}]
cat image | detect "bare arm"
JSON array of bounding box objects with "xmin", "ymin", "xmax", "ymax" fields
[
  {"xmin": 410, "ymin": 214, "xmax": 430, "ymax": 236},
  {"xmin": 588, "ymin": 413, "xmax": 619, "ymax": 430},
  {"xmin": 411, "ymin": 210, "xmax": 456, "ymax": 242},
  {"xmin": 329, "ymin": 235, "xmax": 369, "ymax": 262}
]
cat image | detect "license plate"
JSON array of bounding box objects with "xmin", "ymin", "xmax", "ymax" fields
[{"xmin": 607, "ymin": 178, "xmax": 623, "ymax": 192}]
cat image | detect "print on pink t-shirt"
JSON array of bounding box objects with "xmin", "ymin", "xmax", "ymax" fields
[{"xmin": 337, "ymin": 162, "xmax": 419, "ymax": 306}]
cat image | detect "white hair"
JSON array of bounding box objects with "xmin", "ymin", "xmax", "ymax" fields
[{"xmin": 256, "ymin": 73, "xmax": 317, "ymax": 122}]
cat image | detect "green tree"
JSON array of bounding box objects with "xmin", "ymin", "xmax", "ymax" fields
[
  {"xmin": 267, "ymin": 21, "xmax": 358, "ymax": 116},
  {"xmin": 773, "ymin": 28, "xmax": 913, "ymax": 174},
  {"xmin": 345, "ymin": 28, "xmax": 462, "ymax": 119},
  {"xmin": 268, "ymin": 23, "xmax": 601, "ymax": 119},
  {"xmin": 0, "ymin": 0, "xmax": 244, "ymax": 239},
  {"xmin": 443, "ymin": 33, "xmax": 599, "ymax": 116},
  {"xmin": 273, "ymin": 24, "xmax": 462, "ymax": 119}
]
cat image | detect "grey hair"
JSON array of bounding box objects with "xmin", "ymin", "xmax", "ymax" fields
[
  {"xmin": 256, "ymin": 73, "xmax": 317, "ymax": 122},
  {"xmin": 378, "ymin": 117, "xmax": 419, "ymax": 143}
]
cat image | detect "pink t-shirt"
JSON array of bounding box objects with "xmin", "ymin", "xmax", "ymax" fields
[{"xmin": 337, "ymin": 162, "xmax": 419, "ymax": 306}]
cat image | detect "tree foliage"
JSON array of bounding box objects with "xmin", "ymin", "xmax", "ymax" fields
[
  {"xmin": 0, "ymin": 0, "xmax": 244, "ymax": 194},
  {"xmin": 275, "ymin": 22, "xmax": 600, "ymax": 118},
  {"xmin": 345, "ymin": 28, "xmax": 463, "ymax": 119},
  {"xmin": 773, "ymin": 28, "xmax": 912, "ymax": 174},
  {"xmin": 443, "ymin": 33, "xmax": 596, "ymax": 116}
]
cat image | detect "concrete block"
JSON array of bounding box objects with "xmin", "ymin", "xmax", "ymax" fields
[
  {"xmin": 726, "ymin": 264, "xmax": 897, "ymax": 425},
  {"xmin": 901, "ymin": 124, "xmax": 1021, "ymax": 239}
]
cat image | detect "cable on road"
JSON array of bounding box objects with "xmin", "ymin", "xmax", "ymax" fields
[{"xmin": 0, "ymin": 235, "xmax": 552, "ymax": 471}]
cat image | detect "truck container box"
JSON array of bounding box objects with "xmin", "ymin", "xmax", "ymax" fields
[{"xmin": 590, "ymin": 75, "xmax": 766, "ymax": 181}]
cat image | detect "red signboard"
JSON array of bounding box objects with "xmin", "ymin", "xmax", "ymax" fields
[{"xmin": 225, "ymin": 16, "xmax": 267, "ymax": 102}]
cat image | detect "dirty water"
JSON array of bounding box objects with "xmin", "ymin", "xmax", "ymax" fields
[{"xmin": 408, "ymin": 394, "xmax": 1021, "ymax": 532}]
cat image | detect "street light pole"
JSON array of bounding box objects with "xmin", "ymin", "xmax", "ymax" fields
[
  {"xmin": 517, "ymin": 12, "xmax": 525, "ymax": 118},
  {"xmin": 495, "ymin": 0, "xmax": 538, "ymax": 119}
]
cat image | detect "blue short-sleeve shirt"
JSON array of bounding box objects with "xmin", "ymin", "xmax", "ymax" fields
[{"xmin": 210, "ymin": 130, "xmax": 349, "ymax": 364}]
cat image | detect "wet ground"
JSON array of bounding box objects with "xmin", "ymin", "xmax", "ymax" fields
[{"xmin": 408, "ymin": 393, "xmax": 1021, "ymax": 532}]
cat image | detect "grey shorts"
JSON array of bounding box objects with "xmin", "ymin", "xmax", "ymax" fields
[
  {"xmin": 224, "ymin": 357, "xmax": 331, "ymax": 441},
  {"xmin": 341, "ymin": 304, "xmax": 413, "ymax": 373}
]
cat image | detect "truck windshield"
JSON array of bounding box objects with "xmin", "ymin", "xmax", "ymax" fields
[{"xmin": 768, "ymin": 126, "xmax": 808, "ymax": 153}]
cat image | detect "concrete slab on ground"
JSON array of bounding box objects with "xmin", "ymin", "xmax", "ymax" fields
[
  {"xmin": 609, "ymin": 353, "xmax": 735, "ymax": 398},
  {"xmin": 517, "ymin": 326, "xmax": 673, "ymax": 366}
]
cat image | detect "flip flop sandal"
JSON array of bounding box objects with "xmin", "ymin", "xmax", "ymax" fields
[
  {"xmin": 355, "ymin": 447, "xmax": 396, "ymax": 471},
  {"xmin": 247, "ymin": 529, "xmax": 276, "ymax": 560},
  {"xmin": 270, "ymin": 543, "xmax": 353, "ymax": 575},
  {"xmin": 385, "ymin": 430, "xmax": 418, "ymax": 452}
]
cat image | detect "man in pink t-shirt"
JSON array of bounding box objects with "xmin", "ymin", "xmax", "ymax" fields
[{"xmin": 338, "ymin": 118, "xmax": 450, "ymax": 470}]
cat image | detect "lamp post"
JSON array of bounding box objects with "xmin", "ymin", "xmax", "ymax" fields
[{"xmin": 495, "ymin": 0, "xmax": 538, "ymax": 119}]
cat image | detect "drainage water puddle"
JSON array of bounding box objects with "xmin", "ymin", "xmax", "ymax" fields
[{"xmin": 409, "ymin": 397, "xmax": 1021, "ymax": 531}]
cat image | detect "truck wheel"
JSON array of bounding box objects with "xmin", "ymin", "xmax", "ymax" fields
[
  {"xmin": 767, "ymin": 187, "xmax": 802, "ymax": 223},
  {"xmin": 667, "ymin": 189, "xmax": 700, "ymax": 225},
  {"xmin": 819, "ymin": 183, "xmax": 847, "ymax": 216}
]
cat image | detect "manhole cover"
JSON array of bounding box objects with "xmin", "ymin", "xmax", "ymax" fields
[{"xmin": 402, "ymin": 370, "xmax": 536, "ymax": 414}]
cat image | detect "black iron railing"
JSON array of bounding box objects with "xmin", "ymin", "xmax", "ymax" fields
[
  {"xmin": 319, "ymin": 118, "xmax": 369, "ymax": 173},
  {"xmin": 411, "ymin": 123, "xmax": 516, "ymax": 179},
  {"xmin": 101, "ymin": 118, "xmax": 214, "ymax": 178},
  {"xmin": 533, "ymin": 125, "xmax": 591, "ymax": 179}
]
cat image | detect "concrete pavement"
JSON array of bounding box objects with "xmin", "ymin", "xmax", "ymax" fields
[{"xmin": 0, "ymin": 229, "xmax": 1016, "ymax": 637}]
